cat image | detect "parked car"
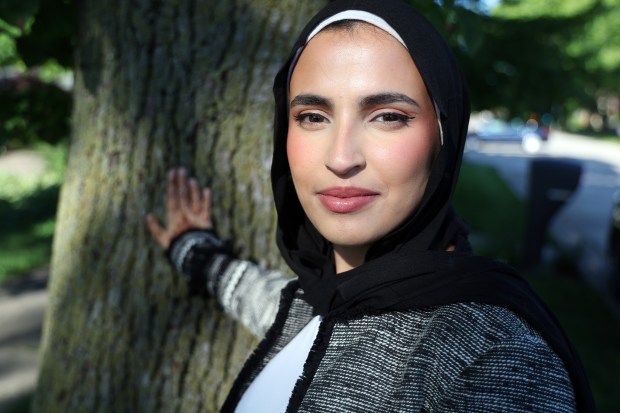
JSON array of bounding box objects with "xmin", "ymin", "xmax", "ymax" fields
[
  {"xmin": 609, "ymin": 191, "xmax": 620, "ymax": 296},
  {"xmin": 466, "ymin": 117, "xmax": 548, "ymax": 154}
]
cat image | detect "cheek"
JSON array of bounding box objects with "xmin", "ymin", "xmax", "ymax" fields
[
  {"xmin": 287, "ymin": 130, "xmax": 320, "ymax": 183},
  {"xmin": 373, "ymin": 136, "xmax": 436, "ymax": 186},
  {"xmin": 286, "ymin": 131, "xmax": 305, "ymax": 175}
]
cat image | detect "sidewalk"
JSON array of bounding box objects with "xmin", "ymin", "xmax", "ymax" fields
[{"xmin": 0, "ymin": 268, "xmax": 48, "ymax": 412}]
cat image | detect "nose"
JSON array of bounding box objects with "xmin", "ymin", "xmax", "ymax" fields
[{"xmin": 324, "ymin": 122, "xmax": 366, "ymax": 177}]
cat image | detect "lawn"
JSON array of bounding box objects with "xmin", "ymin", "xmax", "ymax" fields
[{"xmin": 0, "ymin": 143, "xmax": 65, "ymax": 284}]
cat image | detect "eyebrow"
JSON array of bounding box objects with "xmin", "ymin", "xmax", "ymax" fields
[
  {"xmin": 290, "ymin": 94, "xmax": 333, "ymax": 109},
  {"xmin": 360, "ymin": 92, "xmax": 420, "ymax": 108},
  {"xmin": 290, "ymin": 92, "xmax": 420, "ymax": 110}
]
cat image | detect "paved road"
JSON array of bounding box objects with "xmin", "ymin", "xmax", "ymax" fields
[
  {"xmin": 465, "ymin": 130, "xmax": 620, "ymax": 291},
  {"xmin": 0, "ymin": 269, "xmax": 48, "ymax": 411}
]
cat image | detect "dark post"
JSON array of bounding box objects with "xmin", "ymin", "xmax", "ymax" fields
[
  {"xmin": 523, "ymin": 158, "xmax": 582, "ymax": 267},
  {"xmin": 609, "ymin": 191, "xmax": 620, "ymax": 297}
]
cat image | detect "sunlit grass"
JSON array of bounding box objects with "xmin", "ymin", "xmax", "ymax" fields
[{"xmin": 0, "ymin": 142, "xmax": 65, "ymax": 283}]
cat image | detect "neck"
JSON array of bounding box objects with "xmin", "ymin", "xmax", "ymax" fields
[
  {"xmin": 333, "ymin": 245, "xmax": 369, "ymax": 274},
  {"xmin": 334, "ymin": 243, "xmax": 457, "ymax": 273}
]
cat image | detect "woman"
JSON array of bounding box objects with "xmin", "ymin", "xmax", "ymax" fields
[{"xmin": 146, "ymin": 0, "xmax": 595, "ymax": 411}]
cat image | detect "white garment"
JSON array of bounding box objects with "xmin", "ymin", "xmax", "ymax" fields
[{"xmin": 235, "ymin": 315, "xmax": 323, "ymax": 413}]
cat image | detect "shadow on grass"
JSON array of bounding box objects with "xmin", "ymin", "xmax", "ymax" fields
[
  {"xmin": 0, "ymin": 392, "xmax": 33, "ymax": 413},
  {"xmin": 0, "ymin": 185, "xmax": 59, "ymax": 284},
  {"xmin": 526, "ymin": 268, "xmax": 620, "ymax": 413}
]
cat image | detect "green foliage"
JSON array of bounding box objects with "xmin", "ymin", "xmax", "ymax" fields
[
  {"xmin": 0, "ymin": 0, "xmax": 74, "ymax": 149},
  {"xmin": 0, "ymin": 0, "xmax": 39, "ymax": 27},
  {"xmin": 15, "ymin": 0, "xmax": 75, "ymax": 68},
  {"xmin": 404, "ymin": 1, "xmax": 487, "ymax": 56},
  {"xmin": 493, "ymin": 0, "xmax": 597, "ymax": 17},
  {"xmin": 0, "ymin": 0, "xmax": 75, "ymax": 68},
  {"xmin": 491, "ymin": 0, "xmax": 620, "ymax": 110},
  {"xmin": 0, "ymin": 77, "xmax": 71, "ymax": 149},
  {"xmin": 468, "ymin": 2, "xmax": 603, "ymax": 118},
  {"xmin": 0, "ymin": 31, "xmax": 20, "ymax": 66},
  {"xmin": 564, "ymin": 0, "xmax": 620, "ymax": 91},
  {"xmin": 406, "ymin": 0, "xmax": 620, "ymax": 123},
  {"xmin": 1, "ymin": 0, "xmax": 617, "ymax": 139}
]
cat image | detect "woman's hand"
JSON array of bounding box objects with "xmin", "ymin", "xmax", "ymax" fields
[{"xmin": 146, "ymin": 168, "xmax": 213, "ymax": 249}]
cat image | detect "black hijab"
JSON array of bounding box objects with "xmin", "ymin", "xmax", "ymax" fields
[
  {"xmin": 272, "ymin": 0, "xmax": 474, "ymax": 313},
  {"xmin": 270, "ymin": 1, "xmax": 595, "ymax": 410}
]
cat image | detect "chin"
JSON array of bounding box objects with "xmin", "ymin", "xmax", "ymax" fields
[{"xmin": 322, "ymin": 231, "xmax": 381, "ymax": 251}]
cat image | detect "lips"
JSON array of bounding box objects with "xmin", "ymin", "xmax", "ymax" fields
[{"xmin": 317, "ymin": 187, "xmax": 378, "ymax": 213}]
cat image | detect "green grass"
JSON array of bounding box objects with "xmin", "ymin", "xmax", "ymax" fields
[
  {"xmin": 454, "ymin": 160, "xmax": 620, "ymax": 412},
  {"xmin": 527, "ymin": 268, "xmax": 620, "ymax": 413},
  {"xmin": 0, "ymin": 142, "xmax": 65, "ymax": 283},
  {"xmin": 454, "ymin": 161, "xmax": 525, "ymax": 263}
]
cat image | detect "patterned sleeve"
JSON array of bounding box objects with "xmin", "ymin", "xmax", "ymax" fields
[
  {"xmin": 441, "ymin": 337, "xmax": 577, "ymax": 412},
  {"xmin": 167, "ymin": 230, "xmax": 292, "ymax": 337}
]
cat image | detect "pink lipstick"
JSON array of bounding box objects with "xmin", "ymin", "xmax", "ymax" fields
[{"xmin": 318, "ymin": 187, "xmax": 378, "ymax": 213}]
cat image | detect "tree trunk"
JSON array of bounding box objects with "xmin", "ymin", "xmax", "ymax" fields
[{"xmin": 33, "ymin": 1, "xmax": 323, "ymax": 412}]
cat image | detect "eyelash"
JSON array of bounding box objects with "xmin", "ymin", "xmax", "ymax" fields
[
  {"xmin": 372, "ymin": 113, "xmax": 414, "ymax": 125},
  {"xmin": 293, "ymin": 112, "xmax": 414, "ymax": 126},
  {"xmin": 294, "ymin": 113, "xmax": 327, "ymax": 124}
]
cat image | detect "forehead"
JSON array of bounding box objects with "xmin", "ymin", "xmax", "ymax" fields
[
  {"xmin": 289, "ymin": 26, "xmax": 426, "ymax": 98},
  {"xmin": 308, "ymin": 22, "xmax": 407, "ymax": 56}
]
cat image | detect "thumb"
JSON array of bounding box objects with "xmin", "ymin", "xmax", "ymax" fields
[{"xmin": 145, "ymin": 213, "xmax": 169, "ymax": 249}]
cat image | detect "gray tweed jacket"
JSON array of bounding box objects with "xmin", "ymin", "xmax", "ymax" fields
[{"xmin": 170, "ymin": 231, "xmax": 576, "ymax": 412}]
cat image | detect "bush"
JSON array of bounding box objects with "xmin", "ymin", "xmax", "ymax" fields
[{"xmin": 0, "ymin": 74, "xmax": 71, "ymax": 150}]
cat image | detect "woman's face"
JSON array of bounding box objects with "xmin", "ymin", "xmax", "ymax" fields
[{"xmin": 287, "ymin": 25, "xmax": 440, "ymax": 272}]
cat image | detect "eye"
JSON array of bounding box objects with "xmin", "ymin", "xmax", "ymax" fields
[
  {"xmin": 293, "ymin": 112, "xmax": 330, "ymax": 130},
  {"xmin": 372, "ymin": 112, "xmax": 413, "ymax": 125}
]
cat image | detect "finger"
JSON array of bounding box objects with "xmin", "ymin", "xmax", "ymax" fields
[
  {"xmin": 177, "ymin": 168, "xmax": 190, "ymax": 213},
  {"xmin": 203, "ymin": 187, "xmax": 213, "ymax": 228},
  {"xmin": 167, "ymin": 169, "xmax": 179, "ymax": 216},
  {"xmin": 145, "ymin": 213, "xmax": 169, "ymax": 248},
  {"xmin": 189, "ymin": 178, "xmax": 201, "ymax": 214}
]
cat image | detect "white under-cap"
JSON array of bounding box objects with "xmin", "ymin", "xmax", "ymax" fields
[{"xmin": 307, "ymin": 10, "xmax": 407, "ymax": 47}]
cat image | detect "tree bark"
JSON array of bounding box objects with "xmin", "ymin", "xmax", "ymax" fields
[{"xmin": 33, "ymin": 1, "xmax": 323, "ymax": 412}]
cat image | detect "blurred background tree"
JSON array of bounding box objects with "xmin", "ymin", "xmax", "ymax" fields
[
  {"xmin": 421, "ymin": 0, "xmax": 620, "ymax": 131},
  {"xmin": 1, "ymin": 0, "xmax": 619, "ymax": 153},
  {"xmin": 487, "ymin": 0, "xmax": 620, "ymax": 129}
]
